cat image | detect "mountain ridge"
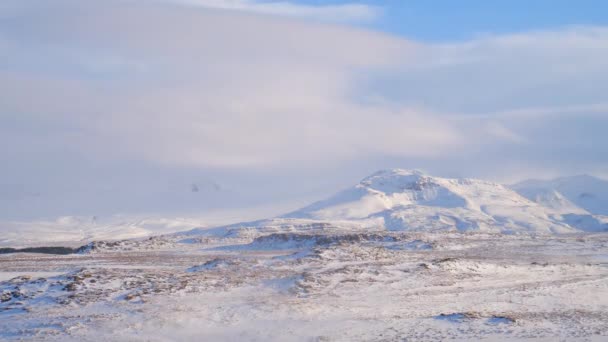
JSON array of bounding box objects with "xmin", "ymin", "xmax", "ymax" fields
[
  {"xmin": 512, "ymin": 174, "xmax": 608, "ymax": 216},
  {"xmin": 189, "ymin": 169, "xmax": 608, "ymax": 236}
]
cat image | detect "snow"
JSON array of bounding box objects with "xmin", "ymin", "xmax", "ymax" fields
[
  {"xmin": 513, "ymin": 174, "xmax": 608, "ymax": 216},
  {"xmin": 1, "ymin": 168, "xmax": 608, "ymax": 340},
  {"xmin": 0, "ymin": 271, "xmax": 65, "ymax": 282},
  {"xmin": 3, "ymin": 170, "xmax": 606, "ymax": 249},
  {"xmin": 214, "ymin": 169, "xmax": 604, "ymax": 235},
  {"xmin": 512, "ymin": 174, "xmax": 608, "ymax": 232},
  {"xmin": 0, "ymin": 205, "xmax": 300, "ymax": 248},
  {"xmin": 1, "ymin": 231, "xmax": 607, "ymax": 341},
  {"xmin": 285, "ymin": 169, "xmax": 471, "ymax": 220},
  {"xmin": 0, "ymin": 216, "xmax": 206, "ymax": 248}
]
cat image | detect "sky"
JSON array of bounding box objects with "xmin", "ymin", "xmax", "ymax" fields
[
  {"xmin": 1, "ymin": 0, "xmax": 607, "ymax": 220},
  {"xmin": 305, "ymin": 0, "xmax": 608, "ymax": 40}
]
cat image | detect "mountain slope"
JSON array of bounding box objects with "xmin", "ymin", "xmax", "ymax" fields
[
  {"xmin": 284, "ymin": 170, "xmax": 470, "ymax": 220},
  {"xmin": 192, "ymin": 169, "xmax": 608, "ymax": 236},
  {"xmin": 0, "ymin": 216, "xmax": 206, "ymax": 248},
  {"xmin": 284, "ymin": 169, "xmax": 582, "ymax": 234},
  {"xmin": 511, "ymin": 175, "xmax": 608, "ymax": 233},
  {"xmin": 512, "ymin": 175, "xmax": 608, "ymax": 216}
]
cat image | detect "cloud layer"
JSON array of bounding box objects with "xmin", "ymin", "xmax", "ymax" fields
[
  {"xmin": 1, "ymin": 0, "xmax": 607, "ymax": 218},
  {"xmin": 163, "ymin": 0, "xmax": 381, "ymax": 23},
  {"xmin": 0, "ymin": 0, "xmax": 459, "ymax": 168}
]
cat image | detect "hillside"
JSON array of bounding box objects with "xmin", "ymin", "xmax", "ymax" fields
[{"xmin": 193, "ymin": 169, "xmax": 607, "ymax": 236}]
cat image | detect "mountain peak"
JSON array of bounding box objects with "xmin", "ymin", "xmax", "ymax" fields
[
  {"xmin": 359, "ymin": 169, "xmax": 431, "ymax": 195},
  {"xmin": 364, "ymin": 168, "xmax": 427, "ymax": 178},
  {"xmin": 211, "ymin": 168, "xmax": 608, "ymax": 235}
]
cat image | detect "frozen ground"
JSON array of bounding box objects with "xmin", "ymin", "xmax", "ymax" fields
[
  {"xmin": 0, "ymin": 216, "xmax": 204, "ymax": 248},
  {"xmin": 1, "ymin": 229, "xmax": 607, "ymax": 341},
  {"xmin": 2, "ymin": 170, "xmax": 607, "ymax": 340},
  {"xmin": 0, "ymin": 205, "xmax": 287, "ymax": 248}
]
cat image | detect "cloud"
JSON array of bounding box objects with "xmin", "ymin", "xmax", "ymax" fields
[
  {"xmin": 0, "ymin": 0, "xmax": 457, "ymax": 170},
  {"xmin": 355, "ymin": 25, "xmax": 608, "ymax": 180},
  {"xmin": 0, "ymin": 0, "xmax": 607, "ymax": 218},
  {"xmin": 161, "ymin": 0, "xmax": 381, "ymax": 23},
  {"xmin": 365, "ymin": 26, "xmax": 608, "ymax": 114}
]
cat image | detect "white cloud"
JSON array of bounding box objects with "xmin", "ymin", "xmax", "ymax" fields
[
  {"xmin": 0, "ymin": 0, "xmax": 454, "ymax": 170},
  {"xmin": 355, "ymin": 25, "xmax": 608, "ymax": 180},
  {"xmin": 161, "ymin": 0, "xmax": 381, "ymax": 23},
  {"xmin": 1, "ymin": 0, "xmax": 607, "ymax": 218}
]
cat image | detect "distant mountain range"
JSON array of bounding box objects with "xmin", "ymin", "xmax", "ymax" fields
[
  {"xmin": 512, "ymin": 174, "xmax": 608, "ymax": 216},
  {"xmin": 190, "ymin": 169, "xmax": 608, "ymax": 236},
  {"xmin": 4, "ymin": 169, "xmax": 607, "ymax": 248}
]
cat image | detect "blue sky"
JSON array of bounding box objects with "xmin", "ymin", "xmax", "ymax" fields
[{"xmin": 301, "ymin": 0, "xmax": 608, "ymax": 40}]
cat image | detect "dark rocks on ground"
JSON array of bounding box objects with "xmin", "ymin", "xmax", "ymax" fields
[{"xmin": 0, "ymin": 246, "xmax": 78, "ymax": 255}]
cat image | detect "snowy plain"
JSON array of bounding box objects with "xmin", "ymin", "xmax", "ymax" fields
[{"xmin": 1, "ymin": 169, "xmax": 607, "ymax": 341}]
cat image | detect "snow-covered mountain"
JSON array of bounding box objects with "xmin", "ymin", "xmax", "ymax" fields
[
  {"xmin": 6, "ymin": 170, "xmax": 607, "ymax": 248},
  {"xmin": 510, "ymin": 175, "xmax": 608, "ymax": 233},
  {"xmin": 193, "ymin": 169, "xmax": 608, "ymax": 236},
  {"xmin": 0, "ymin": 216, "xmax": 207, "ymax": 248},
  {"xmin": 512, "ymin": 175, "xmax": 608, "ymax": 216}
]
